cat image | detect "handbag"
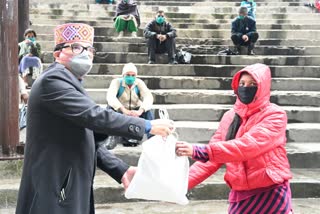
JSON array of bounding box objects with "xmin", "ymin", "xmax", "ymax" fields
[{"xmin": 175, "ymin": 49, "xmax": 192, "ymax": 64}]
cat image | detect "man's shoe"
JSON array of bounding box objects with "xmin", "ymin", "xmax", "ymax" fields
[
  {"xmin": 168, "ymin": 59, "xmax": 178, "ymax": 64},
  {"xmin": 131, "ymin": 32, "xmax": 137, "ymax": 37},
  {"xmin": 104, "ymin": 136, "xmax": 118, "ymax": 150},
  {"xmin": 118, "ymin": 31, "xmax": 124, "ymax": 38},
  {"xmin": 247, "ymin": 50, "xmax": 255, "ymax": 55},
  {"xmin": 148, "ymin": 60, "xmax": 155, "ymax": 64},
  {"xmin": 123, "ymin": 138, "xmax": 139, "ymax": 147},
  {"xmin": 234, "ymin": 46, "xmax": 241, "ymax": 55}
]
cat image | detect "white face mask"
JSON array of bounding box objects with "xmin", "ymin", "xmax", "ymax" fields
[{"xmin": 68, "ymin": 51, "xmax": 93, "ymax": 79}]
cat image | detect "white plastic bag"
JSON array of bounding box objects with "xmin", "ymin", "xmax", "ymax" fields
[{"xmin": 125, "ymin": 135, "xmax": 189, "ymax": 205}]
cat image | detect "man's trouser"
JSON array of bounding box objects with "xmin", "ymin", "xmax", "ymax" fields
[{"xmin": 147, "ymin": 36, "xmax": 176, "ymax": 62}]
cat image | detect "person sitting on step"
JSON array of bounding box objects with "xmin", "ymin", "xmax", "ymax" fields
[
  {"xmin": 304, "ymin": 0, "xmax": 320, "ymax": 12},
  {"xmin": 107, "ymin": 63, "xmax": 154, "ymax": 147},
  {"xmin": 144, "ymin": 10, "xmax": 178, "ymax": 64},
  {"xmin": 96, "ymin": 0, "xmax": 114, "ymax": 4},
  {"xmin": 231, "ymin": 7, "xmax": 259, "ymax": 55},
  {"xmin": 18, "ymin": 28, "xmax": 43, "ymax": 87},
  {"xmin": 240, "ymin": 0, "xmax": 257, "ymax": 20},
  {"xmin": 113, "ymin": 0, "xmax": 140, "ymax": 38}
]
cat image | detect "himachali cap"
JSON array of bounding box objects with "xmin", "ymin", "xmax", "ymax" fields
[{"xmin": 54, "ymin": 23, "xmax": 94, "ymax": 46}]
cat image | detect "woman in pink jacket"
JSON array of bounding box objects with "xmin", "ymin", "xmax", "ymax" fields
[{"xmin": 176, "ymin": 63, "xmax": 293, "ymax": 213}]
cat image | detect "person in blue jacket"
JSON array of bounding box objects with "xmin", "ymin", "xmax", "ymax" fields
[
  {"xmin": 240, "ymin": 0, "xmax": 257, "ymax": 20},
  {"xmin": 231, "ymin": 7, "xmax": 259, "ymax": 55}
]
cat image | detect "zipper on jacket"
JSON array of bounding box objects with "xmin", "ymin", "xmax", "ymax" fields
[
  {"xmin": 59, "ymin": 168, "xmax": 72, "ymax": 203},
  {"xmin": 129, "ymin": 89, "xmax": 132, "ymax": 110}
]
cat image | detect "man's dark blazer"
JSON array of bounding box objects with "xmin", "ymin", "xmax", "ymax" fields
[{"xmin": 16, "ymin": 62, "xmax": 146, "ymax": 214}]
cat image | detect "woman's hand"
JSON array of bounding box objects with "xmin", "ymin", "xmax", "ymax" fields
[{"xmin": 176, "ymin": 141, "xmax": 193, "ymax": 157}]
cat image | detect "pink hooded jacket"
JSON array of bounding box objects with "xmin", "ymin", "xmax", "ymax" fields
[{"xmin": 189, "ymin": 64, "xmax": 292, "ymax": 191}]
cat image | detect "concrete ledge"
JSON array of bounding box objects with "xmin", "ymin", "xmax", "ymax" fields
[
  {"xmin": 70, "ymin": 64, "xmax": 320, "ymax": 78},
  {"xmin": 84, "ymin": 89, "xmax": 320, "ymax": 106},
  {"xmin": 0, "ymin": 168, "xmax": 319, "ymax": 208},
  {"xmin": 82, "ymin": 75, "xmax": 320, "ymax": 91},
  {"xmin": 31, "ymin": 25, "xmax": 320, "ymax": 40}
]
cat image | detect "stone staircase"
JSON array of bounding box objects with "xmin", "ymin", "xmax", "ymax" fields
[{"xmin": 1, "ymin": 0, "xmax": 320, "ymax": 212}]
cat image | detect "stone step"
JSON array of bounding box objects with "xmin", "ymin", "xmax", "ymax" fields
[
  {"xmin": 31, "ymin": 25, "xmax": 320, "ymax": 40},
  {"xmin": 31, "ymin": 21, "xmax": 320, "ymax": 30},
  {"xmin": 38, "ymin": 41, "xmax": 320, "ymax": 55},
  {"xmin": 41, "ymin": 52, "xmax": 320, "ymax": 66},
  {"xmin": 30, "ymin": 2, "xmax": 306, "ymax": 8},
  {"xmin": 1, "ymin": 199, "xmax": 319, "ymax": 213},
  {"xmin": 28, "ymin": 11, "xmax": 320, "ymax": 20},
  {"xmin": 174, "ymin": 122, "xmax": 320, "ymax": 143},
  {"xmin": 0, "ymin": 168, "xmax": 319, "ymax": 208},
  {"xmin": 150, "ymin": 104, "xmax": 320, "ymax": 123},
  {"xmin": 82, "ymin": 75, "xmax": 320, "ymax": 91},
  {"xmin": 42, "ymin": 64, "xmax": 320, "ymax": 78},
  {"xmin": 37, "ymin": 36, "xmax": 320, "ymax": 46},
  {"xmin": 111, "ymin": 143, "xmax": 320, "ymax": 168},
  {"xmin": 31, "ymin": 17, "xmax": 320, "ymax": 25},
  {"xmin": 29, "ymin": 0, "xmax": 313, "ymax": 2},
  {"xmin": 29, "ymin": 6, "xmax": 313, "ymax": 14},
  {"xmin": 86, "ymin": 89, "xmax": 320, "ymax": 107}
]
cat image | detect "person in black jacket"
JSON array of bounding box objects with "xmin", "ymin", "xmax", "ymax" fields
[
  {"xmin": 231, "ymin": 7, "xmax": 259, "ymax": 55},
  {"xmin": 144, "ymin": 10, "xmax": 178, "ymax": 64},
  {"xmin": 15, "ymin": 23, "xmax": 174, "ymax": 214}
]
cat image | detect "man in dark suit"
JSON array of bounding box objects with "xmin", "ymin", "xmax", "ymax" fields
[
  {"xmin": 144, "ymin": 10, "xmax": 178, "ymax": 64},
  {"xmin": 16, "ymin": 23, "xmax": 173, "ymax": 214},
  {"xmin": 231, "ymin": 7, "xmax": 259, "ymax": 55}
]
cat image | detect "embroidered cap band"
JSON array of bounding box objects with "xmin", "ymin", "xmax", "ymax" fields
[{"xmin": 54, "ymin": 23, "xmax": 94, "ymax": 46}]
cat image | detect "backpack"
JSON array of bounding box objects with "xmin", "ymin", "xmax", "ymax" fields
[
  {"xmin": 117, "ymin": 78, "xmax": 140, "ymax": 98},
  {"xmin": 175, "ymin": 50, "xmax": 192, "ymax": 64}
]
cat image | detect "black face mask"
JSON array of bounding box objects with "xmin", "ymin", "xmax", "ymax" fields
[{"xmin": 237, "ymin": 86, "xmax": 258, "ymax": 104}]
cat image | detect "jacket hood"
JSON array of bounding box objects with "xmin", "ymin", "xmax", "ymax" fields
[{"xmin": 231, "ymin": 63, "xmax": 271, "ymax": 118}]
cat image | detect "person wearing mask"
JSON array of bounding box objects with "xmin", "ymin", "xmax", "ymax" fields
[
  {"xmin": 231, "ymin": 7, "xmax": 259, "ymax": 55},
  {"xmin": 18, "ymin": 29, "xmax": 43, "ymax": 86},
  {"xmin": 144, "ymin": 10, "xmax": 178, "ymax": 64},
  {"xmin": 16, "ymin": 23, "xmax": 174, "ymax": 214},
  {"xmin": 240, "ymin": 0, "xmax": 257, "ymax": 20},
  {"xmin": 304, "ymin": 0, "xmax": 320, "ymax": 11},
  {"xmin": 114, "ymin": 0, "xmax": 140, "ymax": 38},
  {"xmin": 176, "ymin": 63, "xmax": 293, "ymax": 214},
  {"xmin": 107, "ymin": 62, "xmax": 154, "ymax": 147}
]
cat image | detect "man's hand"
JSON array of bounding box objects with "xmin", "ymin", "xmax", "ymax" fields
[
  {"xmin": 21, "ymin": 93, "xmax": 29, "ymax": 104},
  {"xmin": 120, "ymin": 107, "xmax": 132, "ymax": 116},
  {"xmin": 175, "ymin": 141, "xmax": 193, "ymax": 157},
  {"xmin": 121, "ymin": 166, "xmax": 137, "ymax": 190},
  {"xmin": 156, "ymin": 34, "xmax": 167, "ymax": 42},
  {"xmin": 159, "ymin": 35, "xmax": 167, "ymax": 42},
  {"xmin": 242, "ymin": 35, "xmax": 249, "ymax": 42},
  {"xmin": 131, "ymin": 109, "xmax": 144, "ymax": 117},
  {"xmin": 149, "ymin": 119, "xmax": 174, "ymax": 137}
]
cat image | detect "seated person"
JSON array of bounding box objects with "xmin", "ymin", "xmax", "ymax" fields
[
  {"xmin": 114, "ymin": 0, "xmax": 140, "ymax": 38},
  {"xmin": 304, "ymin": 0, "xmax": 320, "ymax": 11},
  {"xmin": 240, "ymin": 0, "xmax": 257, "ymax": 20},
  {"xmin": 144, "ymin": 10, "xmax": 178, "ymax": 64},
  {"xmin": 18, "ymin": 28, "xmax": 42, "ymax": 86},
  {"xmin": 96, "ymin": 0, "xmax": 114, "ymax": 4},
  {"xmin": 107, "ymin": 63, "xmax": 154, "ymax": 146},
  {"xmin": 231, "ymin": 7, "xmax": 259, "ymax": 55}
]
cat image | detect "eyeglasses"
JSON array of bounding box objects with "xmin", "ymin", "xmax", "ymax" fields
[
  {"xmin": 61, "ymin": 43, "xmax": 96, "ymax": 55},
  {"xmin": 157, "ymin": 15, "xmax": 164, "ymax": 18}
]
